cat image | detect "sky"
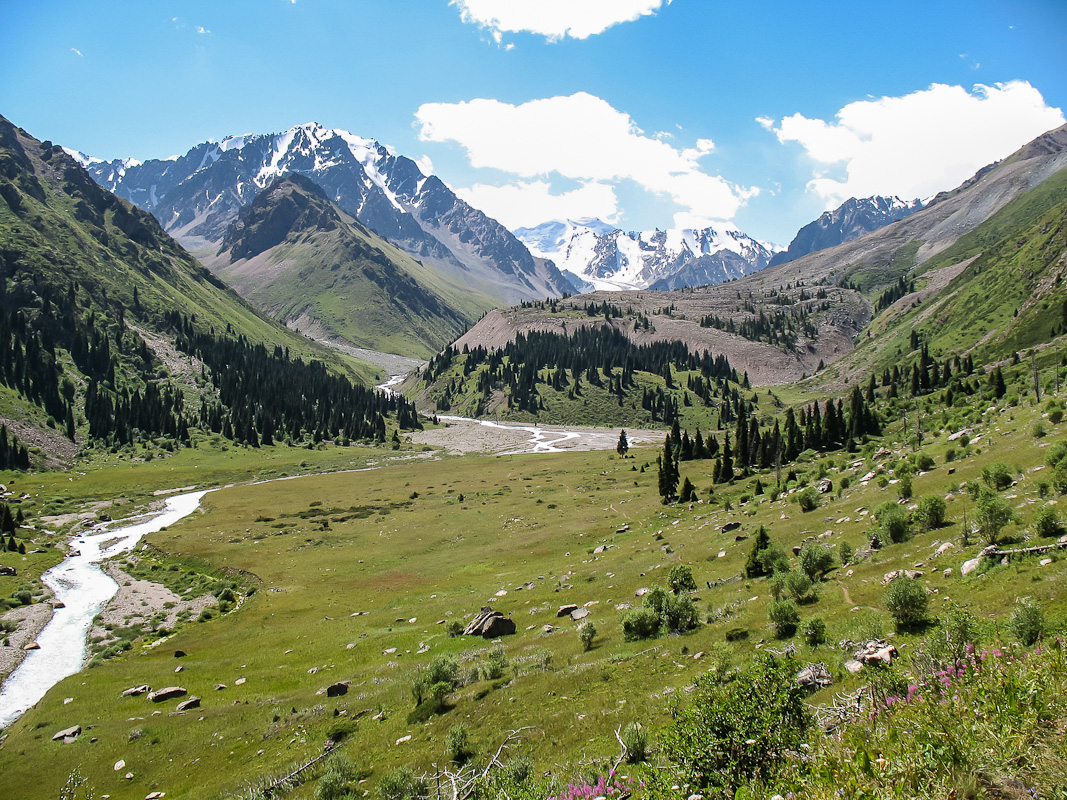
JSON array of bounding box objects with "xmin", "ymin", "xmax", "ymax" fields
[{"xmin": 1, "ymin": 0, "xmax": 1066, "ymax": 245}]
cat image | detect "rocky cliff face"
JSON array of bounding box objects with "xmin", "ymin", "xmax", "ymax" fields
[{"xmin": 75, "ymin": 123, "xmax": 576, "ymax": 303}]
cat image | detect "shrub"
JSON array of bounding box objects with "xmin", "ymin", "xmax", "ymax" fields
[
  {"xmin": 1009, "ymin": 598, "xmax": 1045, "ymax": 646},
  {"xmin": 445, "ymin": 619, "xmax": 463, "ymax": 637},
  {"xmin": 884, "ymin": 574, "xmax": 928, "ymax": 628},
  {"xmin": 1048, "ymin": 440, "xmax": 1067, "ymax": 468},
  {"xmin": 622, "ymin": 607, "xmax": 660, "ymax": 641},
  {"xmin": 917, "ymin": 453, "xmax": 936, "ymax": 471},
  {"xmin": 838, "ymin": 541, "xmax": 855, "ymax": 565},
  {"xmin": 975, "ymin": 486, "xmax": 1014, "ymax": 545},
  {"xmin": 446, "ymin": 723, "xmax": 474, "ymax": 763},
  {"xmin": 621, "ymin": 721, "xmax": 648, "ymax": 764},
  {"xmin": 578, "ymin": 620, "xmax": 597, "ymax": 652},
  {"xmin": 1050, "ymin": 409, "xmax": 1064, "ymax": 424},
  {"xmin": 876, "ymin": 501, "xmax": 911, "ymax": 544},
  {"xmin": 914, "ymin": 495, "xmax": 947, "ymax": 531},
  {"xmin": 1033, "ymin": 505, "xmax": 1065, "ymax": 538},
  {"xmin": 786, "ymin": 570, "xmax": 818, "ymax": 604},
  {"xmin": 897, "ymin": 474, "xmax": 913, "ymax": 501},
  {"xmin": 802, "ymin": 616, "xmax": 827, "ymax": 646},
  {"xmin": 668, "ymin": 564, "xmax": 697, "ymax": 594},
  {"xmin": 797, "ymin": 486, "xmax": 819, "ymax": 512},
  {"xmin": 768, "ymin": 598, "xmax": 800, "ymax": 638},
  {"xmin": 982, "ymin": 462, "xmax": 1014, "ymax": 491},
  {"xmin": 411, "ymin": 654, "xmax": 459, "ymax": 706},
  {"xmin": 481, "ymin": 645, "xmax": 508, "ymax": 681},
  {"xmin": 659, "ymin": 655, "xmax": 811, "ymax": 797},
  {"xmin": 745, "ymin": 527, "xmax": 791, "ymax": 578},
  {"xmin": 315, "ymin": 754, "xmax": 364, "ymax": 800},
  {"xmin": 1054, "ymin": 459, "xmax": 1067, "ymax": 494},
  {"xmin": 798, "ymin": 541, "xmax": 834, "ymax": 581},
  {"xmin": 1033, "ymin": 422, "xmax": 1047, "ymax": 438},
  {"xmin": 377, "ymin": 767, "xmax": 426, "ymax": 800}
]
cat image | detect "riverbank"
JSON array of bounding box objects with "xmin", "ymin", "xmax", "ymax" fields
[{"xmin": 0, "ymin": 603, "xmax": 54, "ymax": 684}]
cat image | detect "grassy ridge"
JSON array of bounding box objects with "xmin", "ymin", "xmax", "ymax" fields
[{"xmin": 1, "ymin": 349, "xmax": 1066, "ymax": 798}]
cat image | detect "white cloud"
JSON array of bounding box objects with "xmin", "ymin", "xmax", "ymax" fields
[
  {"xmin": 416, "ymin": 92, "xmax": 752, "ymax": 226},
  {"xmin": 452, "ymin": 0, "xmax": 670, "ymax": 42},
  {"xmin": 458, "ymin": 180, "xmax": 619, "ymax": 229},
  {"xmin": 70, "ymin": 47, "xmax": 82, "ymax": 57},
  {"xmin": 770, "ymin": 81, "xmax": 1065, "ymax": 207},
  {"xmin": 196, "ymin": 25, "xmax": 210, "ymax": 34}
]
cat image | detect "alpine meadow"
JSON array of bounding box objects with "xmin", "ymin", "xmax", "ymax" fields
[{"xmin": 1, "ymin": 2, "xmax": 1067, "ymax": 799}]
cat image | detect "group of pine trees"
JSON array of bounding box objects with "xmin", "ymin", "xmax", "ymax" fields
[{"xmin": 423, "ymin": 326, "xmax": 739, "ymax": 417}]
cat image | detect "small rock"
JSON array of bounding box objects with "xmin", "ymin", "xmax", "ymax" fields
[
  {"xmin": 147, "ymin": 687, "xmax": 187, "ymax": 703},
  {"xmin": 396, "ymin": 735, "xmax": 411, "ymax": 745},
  {"xmin": 570, "ymin": 607, "xmax": 590, "ymax": 621},
  {"xmin": 1040, "ymin": 558, "xmax": 1052, "ymax": 567},
  {"xmin": 176, "ymin": 697, "xmax": 200, "ymax": 712},
  {"xmin": 844, "ymin": 659, "xmax": 863, "ymax": 675},
  {"xmin": 145, "ymin": 793, "xmax": 166, "ymax": 799},
  {"xmin": 174, "ymin": 666, "xmax": 184, "ymax": 673},
  {"xmin": 961, "ymin": 557, "xmax": 982, "ymax": 577},
  {"xmin": 122, "ymin": 685, "xmax": 151, "ymax": 698},
  {"xmin": 214, "ymin": 684, "xmax": 226, "ymax": 691},
  {"xmin": 234, "ymin": 678, "xmax": 246, "ymax": 686},
  {"xmin": 114, "ymin": 760, "xmax": 126, "ymax": 771},
  {"xmin": 52, "ymin": 725, "xmax": 81, "ymax": 742}
]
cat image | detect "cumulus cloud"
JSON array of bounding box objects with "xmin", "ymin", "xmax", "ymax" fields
[
  {"xmin": 452, "ymin": 0, "xmax": 670, "ymax": 42},
  {"xmin": 416, "ymin": 91, "xmax": 752, "ymax": 227},
  {"xmin": 769, "ymin": 81, "xmax": 1064, "ymax": 207},
  {"xmin": 457, "ymin": 180, "xmax": 619, "ymax": 229}
]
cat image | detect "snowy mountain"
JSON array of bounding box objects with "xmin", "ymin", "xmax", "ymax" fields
[
  {"xmin": 74, "ymin": 123, "xmax": 576, "ymax": 304},
  {"xmin": 514, "ymin": 219, "xmax": 781, "ymax": 291},
  {"xmin": 768, "ymin": 195, "xmax": 924, "ymax": 267}
]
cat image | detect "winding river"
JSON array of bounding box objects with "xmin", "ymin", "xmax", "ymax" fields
[
  {"xmin": 0, "ymin": 378, "xmax": 643, "ymax": 729},
  {"xmin": 0, "ymin": 491, "xmax": 209, "ymax": 728}
]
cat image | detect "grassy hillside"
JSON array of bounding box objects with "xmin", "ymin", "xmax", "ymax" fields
[
  {"xmin": 1, "ymin": 337, "xmax": 1065, "ymax": 799},
  {"xmin": 208, "ymin": 175, "xmax": 496, "ymax": 360}
]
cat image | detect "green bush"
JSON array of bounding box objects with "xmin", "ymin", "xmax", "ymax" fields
[
  {"xmin": 897, "ymin": 474, "xmax": 913, "ymax": 501},
  {"xmin": 411, "ymin": 654, "xmax": 459, "ymax": 706},
  {"xmin": 796, "ymin": 486, "xmax": 820, "ymax": 512},
  {"xmin": 377, "ymin": 767, "xmax": 426, "ymax": 800},
  {"xmin": 917, "ymin": 453, "xmax": 936, "ymax": 471},
  {"xmin": 1033, "ymin": 505, "xmax": 1065, "ymax": 538},
  {"xmin": 1053, "ymin": 459, "xmax": 1067, "ymax": 494},
  {"xmin": 668, "ymin": 564, "xmax": 697, "ymax": 594},
  {"xmin": 798, "ymin": 541, "xmax": 834, "ymax": 580},
  {"xmin": 578, "ymin": 620, "xmax": 597, "ymax": 652},
  {"xmin": 982, "ymin": 462, "xmax": 1014, "ymax": 491},
  {"xmin": 481, "ymin": 645, "xmax": 508, "ymax": 681},
  {"xmin": 659, "ymin": 654, "xmax": 811, "ymax": 797},
  {"xmin": 785, "ymin": 570, "xmax": 818, "ymax": 604},
  {"xmin": 802, "ymin": 616, "xmax": 827, "ymax": 646},
  {"xmin": 884, "ymin": 574, "xmax": 929, "ymax": 628},
  {"xmin": 446, "ymin": 723, "xmax": 474, "ymax": 763},
  {"xmin": 876, "ymin": 501, "xmax": 911, "ymax": 544},
  {"xmin": 1047, "ymin": 440, "xmax": 1067, "ymax": 467},
  {"xmin": 975, "ymin": 486, "xmax": 1014, "ymax": 545},
  {"xmin": 914, "ymin": 495, "xmax": 947, "ymax": 531},
  {"xmin": 838, "ymin": 541, "xmax": 855, "ymax": 565},
  {"xmin": 621, "ymin": 721, "xmax": 648, "ymax": 764},
  {"xmin": 445, "ymin": 619, "xmax": 463, "ymax": 637},
  {"xmin": 768, "ymin": 598, "xmax": 800, "ymax": 638},
  {"xmin": 314, "ymin": 754, "xmax": 364, "ymax": 800},
  {"xmin": 622, "ymin": 607, "xmax": 661, "ymax": 641},
  {"xmin": 1009, "ymin": 598, "xmax": 1045, "ymax": 646}
]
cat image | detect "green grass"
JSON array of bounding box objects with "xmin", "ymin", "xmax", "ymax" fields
[{"xmin": 2, "ymin": 351, "xmax": 1066, "ymax": 798}]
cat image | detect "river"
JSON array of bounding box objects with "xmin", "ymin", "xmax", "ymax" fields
[{"xmin": 0, "ymin": 490, "xmax": 209, "ymax": 729}]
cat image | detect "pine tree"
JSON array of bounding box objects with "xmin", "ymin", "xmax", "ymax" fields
[{"xmin": 616, "ymin": 430, "xmax": 629, "ymax": 457}]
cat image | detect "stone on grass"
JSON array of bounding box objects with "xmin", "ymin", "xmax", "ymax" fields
[
  {"xmin": 148, "ymin": 687, "xmax": 187, "ymax": 703},
  {"xmin": 326, "ymin": 682, "xmax": 349, "ymax": 698},
  {"xmin": 569, "ymin": 607, "xmax": 590, "ymax": 622},
  {"xmin": 52, "ymin": 725, "xmax": 81, "ymax": 742},
  {"xmin": 176, "ymin": 697, "xmax": 200, "ymax": 712},
  {"xmin": 463, "ymin": 607, "xmax": 516, "ymax": 638},
  {"xmin": 556, "ymin": 604, "xmax": 579, "ymax": 617},
  {"xmin": 121, "ymin": 685, "xmax": 151, "ymax": 698}
]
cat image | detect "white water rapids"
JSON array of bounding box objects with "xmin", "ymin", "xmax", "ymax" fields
[{"xmin": 0, "ymin": 490, "xmax": 208, "ymax": 728}]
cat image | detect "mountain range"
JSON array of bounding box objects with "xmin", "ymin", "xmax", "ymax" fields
[
  {"xmin": 72, "ymin": 122, "xmax": 577, "ymax": 305},
  {"xmin": 514, "ymin": 219, "xmax": 781, "ymax": 291}
]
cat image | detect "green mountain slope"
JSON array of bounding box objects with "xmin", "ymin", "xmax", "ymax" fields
[
  {"xmin": 205, "ymin": 174, "xmax": 496, "ymax": 360},
  {"xmin": 0, "ymin": 114, "xmax": 417, "ymax": 465}
]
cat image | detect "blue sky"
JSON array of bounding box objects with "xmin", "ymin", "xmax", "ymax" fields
[{"xmin": 2, "ymin": 0, "xmax": 1065, "ymax": 244}]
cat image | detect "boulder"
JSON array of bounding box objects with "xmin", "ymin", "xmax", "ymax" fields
[
  {"xmin": 326, "ymin": 682, "xmax": 349, "ymax": 698},
  {"xmin": 961, "ymin": 557, "xmax": 982, "ymax": 577},
  {"xmin": 854, "ymin": 639, "xmax": 898, "ymax": 667},
  {"xmin": 121, "ymin": 685, "xmax": 151, "ymax": 698},
  {"xmin": 570, "ymin": 607, "xmax": 590, "ymax": 622},
  {"xmin": 463, "ymin": 607, "xmax": 516, "ymax": 638},
  {"xmin": 796, "ymin": 663, "xmax": 833, "ymax": 690},
  {"xmin": 52, "ymin": 725, "xmax": 81, "ymax": 742},
  {"xmin": 556, "ymin": 604, "xmax": 579, "ymax": 617},
  {"xmin": 722, "ymin": 521, "xmax": 742, "ymax": 533},
  {"xmin": 175, "ymin": 696, "xmax": 200, "ymax": 712},
  {"xmin": 147, "ymin": 687, "xmax": 187, "ymax": 703},
  {"xmin": 817, "ymin": 478, "xmax": 833, "ymax": 494},
  {"xmin": 0, "ymin": 566, "xmax": 16, "ymax": 576}
]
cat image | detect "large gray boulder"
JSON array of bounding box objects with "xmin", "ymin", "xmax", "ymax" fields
[{"xmin": 463, "ymin": 607, "xmax": 516, "ymax": 638}]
